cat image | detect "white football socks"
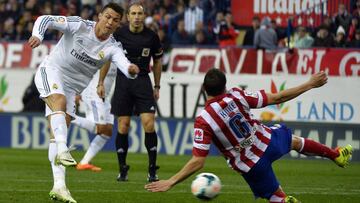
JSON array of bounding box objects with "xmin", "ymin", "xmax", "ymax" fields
[
  {"xmin": 49, "ymin": 140, "xmax": 66, "ymax": 189},
  {"xmin": 50, "ymin": 112, "xmax": 68, "ymax": 154},
  {"xmin": 80, "ymin": 134, "xmax": 109, "ymax": 164},
  {"xmin": 71, "ymin": 115, "xmax": 96, "ymax": 133}
]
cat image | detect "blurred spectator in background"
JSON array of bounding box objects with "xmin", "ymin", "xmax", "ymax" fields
[
  {"xmin": 347, "ymin": 16, "xmax": 360, "ymax": 41},
  {"xmin": 322, "ymin": 15, "xmax": 337, "ymax": 35},
  {"xmin": 271, "ymin": 19, "xmax": 286, "ymax": 46},
  {"xmin": 243, "ymin": 16, "xmax": 260, "ymax": 46},
  {"xmin": 334, "ymin": 3, "xmax": 352, "ymax": 34},
  {"xmin": 2, "ymin": 18, "xmax": 16, "ymax": 40},
  {"xmin": 334, "ymin": 26, "xmax": 347, "ymax": 47},
  {"xmin": 145, "ymin": 16, "xmax": 159, "ymax": 32},
  {"xmin": 313, "ymin": 25, "xmax": 335, "ymax": 47},
  {"xmin": 347, "ymin": 29, "xmax": 360, "ymax": 47},
  {"xmin": 184, "ymin": 0, "xmax": 203, "ymax": 35},
  {"xmin": 353, "ymin": 0, "xmax": 360, "ymax": 18},
  {"xmin": 22, "ymin": 75, "xmax": 45, "ymax": 112},
  {"xmin": 213, "ymin": 12, "xmax": 239, "ymax": 47},
  {"xmin": 194, "ymin": 30, "xmax": 210, "ymax": 45},
  {"xmin": 254, "ymin": 17, "xmax": 277, "ymax": 50},
  {"xmin": 171, "ymin": 19, "xmax": 193, "ymax": 45},
  {"xmin": 294, "ymin": 26, "xmax": 314, "ymax": 48}
]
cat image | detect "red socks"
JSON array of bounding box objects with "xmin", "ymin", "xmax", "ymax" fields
[
  {"xmin": 301, "ymin": 138, "xmax": 339, "ymax": 160},
  {"xmin": 269, "ymin": 189, "xmax": 286, "ymax": 203}
]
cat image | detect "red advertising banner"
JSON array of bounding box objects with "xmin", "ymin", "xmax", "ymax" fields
[
  {"xmin": 0, "ymin": 42, "xmax": 359, "ymax": 76},
  {"xmin": 232, "ymin": 0, "xmax": 351, "ymax": 27},
  {"xmin": 168, "ymin": 47, "xmax": 360, "ymax": 76}
]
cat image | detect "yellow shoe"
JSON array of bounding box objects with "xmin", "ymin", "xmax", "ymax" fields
[
  {"xmin": 76, "ymin": 163, "xmax": 102, "ymax": 172},
  {"xmin": 334, "ymin": 145, "xmax": 353, "ymax": 168},
  {"xmin": 285, "ymin": 195, "xmax": 300, "ymax": 203}
]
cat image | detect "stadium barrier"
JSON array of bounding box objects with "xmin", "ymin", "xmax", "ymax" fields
[
  {"xmin": 0, "ymin": 112, "xmax": 359, "ymax": 161},
  {"xmin": 1, "ymin": 69, "xmax": 359, "ymax": 122}
]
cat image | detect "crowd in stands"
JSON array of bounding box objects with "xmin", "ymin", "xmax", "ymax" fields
[{"xmin": 1, "ymin": 0, "xmax": 359, "ymax": 49}]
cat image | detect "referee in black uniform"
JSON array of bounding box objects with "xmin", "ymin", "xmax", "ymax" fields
[{"xmin": 111, "ymin": 2, "xmax": 163, "ymax": 182}]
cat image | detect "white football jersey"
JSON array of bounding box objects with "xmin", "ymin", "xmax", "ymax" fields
[
  {"xmin": 82, "ymin": 63, "xmax": 117, "ymax": 99},
  {"xmin": 32, "ymin": 15, "xmax": 133, "ymax": 93}
]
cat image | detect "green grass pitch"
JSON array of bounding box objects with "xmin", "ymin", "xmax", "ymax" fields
[{"xmin": 0, "ymin": 148, "xmax": 359, "ymax": 203}]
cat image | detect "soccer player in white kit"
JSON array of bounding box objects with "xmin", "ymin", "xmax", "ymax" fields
[
  {"xmin": 28, "ymin": 3, "xmax": 139, "ymax": 203},
  {"xmin": 71, "ymin": 63, "xmax": 117, "ymax": 172}
]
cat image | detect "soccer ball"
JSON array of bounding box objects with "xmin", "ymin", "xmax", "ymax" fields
[{"xmin": 191, "ymin": 173, "xmax": 221, "ymax": 200}]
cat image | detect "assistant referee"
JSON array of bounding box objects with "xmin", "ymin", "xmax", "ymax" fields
[{"xmin": 111, "ymin": 2, "xmax": 163, "ymax": 182}]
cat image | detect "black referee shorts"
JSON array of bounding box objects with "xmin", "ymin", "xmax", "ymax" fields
[{"xmin": 111, "ymin": 72, "xmax": 156, "ymax": 116}]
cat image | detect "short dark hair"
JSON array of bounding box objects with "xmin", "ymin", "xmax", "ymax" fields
[
  {"xmin": 127, "ymin": 1, "xmax": 145, "ymax": 14},
  {"xmin": 203, "ymin": 68, "xmax": 226, "ymax": 96},
  {"xmin": 101, "ymin": 3, "xmax": 125, "ymax": 17}
]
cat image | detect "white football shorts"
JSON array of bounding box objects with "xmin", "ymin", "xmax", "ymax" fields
[
  {"xmin": 81, "ymin": 92, "xmax": 114, "ymax": 125},
  {"xmin": 34, "ymin": 65, "xmax": 76, "ymax": 118}
]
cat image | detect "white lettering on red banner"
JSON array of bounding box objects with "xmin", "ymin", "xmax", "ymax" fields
[{"xmin": 167, "ymin": 47, "xmax": 360, "ymax": 76}]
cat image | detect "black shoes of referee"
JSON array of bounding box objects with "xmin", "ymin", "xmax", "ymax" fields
[
  {"xmin": 147, "ymin": 165, "xmax": 160, "ymax": 182},
  {"xmin": 116, "ymin": 165, "xmax": 160, "ymax": 182},
  {"xmin": 117, "ymin": 165, "xmax": 130, "ymax": 182}
]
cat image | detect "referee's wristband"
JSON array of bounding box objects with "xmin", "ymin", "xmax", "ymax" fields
[{"xmin": 154, "ymin": 85, "xmax": 160, "ymax": 89}]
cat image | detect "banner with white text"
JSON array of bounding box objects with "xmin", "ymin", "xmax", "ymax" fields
[
  {"xmin": 1, "ymin": 43, "xmax": 359, "ymax": 77},
  {"xmin": 0, "ymin": 113, "xmax": 359, "ymax": 161}
]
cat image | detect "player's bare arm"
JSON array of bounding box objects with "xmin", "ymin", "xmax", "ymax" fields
[
  {"xmin": 153, "ymin": 58, "xmax": 162, "ymax": 100},
  {"xmin": 145, "ymin": 156, "xmax": 206, "ymax": 192},
  {"xmin": 97, "ymin": 61, "xmax": 111, "ymax": 99},
  {"xmin": 28, "ymin": 36, "xmax": 41, "ymax": 49},
  {"xmin": 266, "ymin": 71, "xmax": 328, "ymax": 105}
]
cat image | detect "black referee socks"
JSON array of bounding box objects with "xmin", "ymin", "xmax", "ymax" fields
[
  {"xmin": 116, "ymin": 133, "xmax": 129, "ymax": 167},
  {"xmin": 145, "ymin": 132, "xmax": 158, "ymax": 167}
]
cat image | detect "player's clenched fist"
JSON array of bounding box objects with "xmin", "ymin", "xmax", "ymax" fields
[
  {"xmin": 128, "ymin": 64, "xmax": 140, "ymax": 77},
  {"xmin": 28, "ymin": 36, "xmax": 41, "ymax": 49},
  {"xmin": 308, "ymin": 71, "xmax": 328, "ymax": 88}
]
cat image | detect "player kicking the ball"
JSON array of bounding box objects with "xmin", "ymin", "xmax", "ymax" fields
[
  {"xmin": 145, "ymin": 68, "xmax": 352, "ymax": 203},
  {"xmin": 29, "ymin": 3, "xmax": 139, "ymax": 203}
]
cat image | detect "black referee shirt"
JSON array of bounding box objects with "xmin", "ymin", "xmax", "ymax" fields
[{"xmin": 113, "ymin": 25, "xmax": 163, "ymax": 75}]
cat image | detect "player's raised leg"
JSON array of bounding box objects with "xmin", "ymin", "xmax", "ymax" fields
[{"xmin": 292, "ymin": 135, "xmax": 353, "ymax": 167}]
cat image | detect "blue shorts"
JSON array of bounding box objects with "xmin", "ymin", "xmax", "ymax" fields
[{"xmin": 242, "ymin": 124, "xmax": 292, "ymax": 199}]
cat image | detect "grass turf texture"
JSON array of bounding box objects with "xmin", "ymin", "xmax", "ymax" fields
[{"xmin": 0, "ymin": 148, "xmax": 359, "ymax": 203}]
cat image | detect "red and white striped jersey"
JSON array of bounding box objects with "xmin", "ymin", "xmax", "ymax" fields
[{"xmin": 192, "ymin": 87, "xmax": 273, "ymax": 174}]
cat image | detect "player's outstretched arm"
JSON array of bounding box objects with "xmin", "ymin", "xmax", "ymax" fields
[
  {"xmin": 30, "ymin": 15, "xmax": 74, "ymax": 48},
  {"xmin": 266, "ymin": 71, "xmax": 328, "ymax": 105},
  {"xmin": 145, "ymin": 156, "xmax": 206, "ymax": 192}
]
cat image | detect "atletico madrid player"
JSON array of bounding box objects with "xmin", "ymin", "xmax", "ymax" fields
[{"xmin": 145, "ymin": 68, "xmax": 353, "ymax": 203}]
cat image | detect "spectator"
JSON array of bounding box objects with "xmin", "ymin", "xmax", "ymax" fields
[
  {"xmin": 2, "ymin": 18, "xmax": 16, "ymax": 40},
  {"xmin": 347, "ymin": 29, "xmax": 360, "ymax": 47},
  {"xmin": 184, "ymin": 0, "xmax": 203, "ymax": 35},
  {"xmin": 294, "ymin": 26, "xmax": 314, "ymax": 48},
  {"xmin": 171, "ymin": 19, "xmax": 193, "ymax": 45},
  {"xmin": 254, "ymin": 17, "xmax": 277, "ymax": 50},
  {"xmin": 145, "ymin": 16, "xmax": 159, "ymax": 32},
  {"xmin": 271, "ymin": 19, "xmax": 286, "ymax": 46},
  {"xmin": 322, "ymin": 15, "xmax": 337, "ymax": 35},
  {"xmin": 194, "ymin": 30, "xmax": 210, "ymax": 45},
  {"xmin": 161, "ymin": 0, "xmax": 176, "ymax": 14},
  {"xmin": 313, "ymin": 25, "xmax": 335, "ymax": 47},
  {"xmin": 22, "ymin": 75, "xmax": 45, "ymax": 112},
  {"xmin": 334, "ymin": 26, "xmax": 347, "ymax": 47},
  {"xmin": 214, "ymin": 12, "xmax": 239, "ymax": 47},
  {"xmin": 243, "ymin": 16, "xmax": 260, "ymax": 46},
  {"xmin": 334, "ymin": 3, "xmax": 352, "ymax": 34},
  {"xmin": 347, "ymin": 16, "xmax": 360, "ymax": 41}
]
